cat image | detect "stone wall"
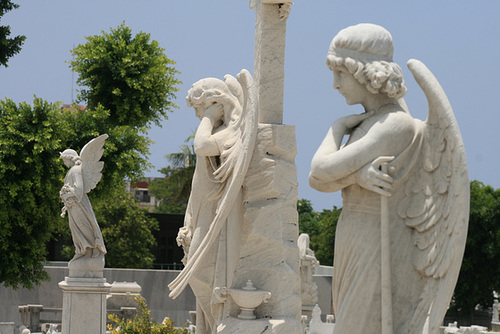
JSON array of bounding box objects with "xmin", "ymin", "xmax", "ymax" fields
[{"xmin": 0, "ymin": 265, "xmax": 195, "ymax": 327}]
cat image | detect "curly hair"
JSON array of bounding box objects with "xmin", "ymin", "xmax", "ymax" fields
[
  {"xmin": 326, "ymin": 23, "xmax": 407, "ymax": 99},
  {"xmin": 60, "ymin": 149, "xmax": 81, "ymax": 165}
]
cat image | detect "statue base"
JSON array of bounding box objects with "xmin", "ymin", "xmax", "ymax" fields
[
  {"xmin": 59, "ymin": 276, "xmax": 111, "ymax": 334},
  {"xmin": 68, "ymin": 252, "xmax": 105, "ymax": 278}
]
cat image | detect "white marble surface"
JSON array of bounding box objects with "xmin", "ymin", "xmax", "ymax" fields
[
  {"xmin": 59, "ymin": 277, "xmax": 110, "ymax": 334},
  {"xmin": 60, "ymin": 135, "xmax": 108, "ymax": 278},
  {"xmin": 309, "ymin": 23, "xmax": 469, "ymax": 334}
]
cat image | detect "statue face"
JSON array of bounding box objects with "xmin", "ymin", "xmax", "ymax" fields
[
  {"xmin": 333, "ymin": 67, "xmax": 368, "ymax": 106},
  {"xmin": 62, "ymin": 157, "xmax": 74, "ymax": 168}
]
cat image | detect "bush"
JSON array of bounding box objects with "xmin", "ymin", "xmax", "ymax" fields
[{"xmin": 108, "ymin": 296, "xmax": 188, "ymax": 334}]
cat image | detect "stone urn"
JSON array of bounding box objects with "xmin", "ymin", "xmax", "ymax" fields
[{"xmin": 226, "ymin": 280, "xmax": 272, "ymax": 320}]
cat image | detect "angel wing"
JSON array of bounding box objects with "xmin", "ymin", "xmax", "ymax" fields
[
  {"xmin": 80, "ymin": 134, "xmax": 109, "ymax": 194},
  {"xmin": 169, "ymin": 69, "xmax": 258, "ymax": 298},
  {"xmin": 398, "ymin": 59, "xmax": 469, "ymax": 332}
]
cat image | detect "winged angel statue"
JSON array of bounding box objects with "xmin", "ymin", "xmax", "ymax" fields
[
  {"xmin": 309, "ymin": 24, "xmax": 469, "ymax": 334},
  {"xmin": 168, "ymin": 69, "xmax": 258, "ymax": 333},
  {"xmin": 60, "ymin": 134, "xmax": 108, "ymax": 269}
]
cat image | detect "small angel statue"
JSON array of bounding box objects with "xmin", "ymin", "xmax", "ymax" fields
[
  {"xmin": 309, "ymin": 24, "xmax": 469, "ymax": 333},
  {"xmin": 60, "ymin": 134, "xmax": 108, "ymax": 271}
]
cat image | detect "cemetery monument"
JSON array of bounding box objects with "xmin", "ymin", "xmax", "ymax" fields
[
  {"xmin": 309, "ymin": 23, "xmax": 469, "ymax": 334},
  {"xmin": 58, "ymin": 134, "xmax": 111, "ymax": 334}
]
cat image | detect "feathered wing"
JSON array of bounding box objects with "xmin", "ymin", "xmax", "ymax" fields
[
  {"xmin": 80, "ymin": 134, "xmax": 109, "ymax": 194},
  {"xmin": 169, "ymin": 69, "xmax": 258, "ymax": 298},
  {"xmin": 398, "ymin": 59, "xmax": 469, "ymax": 333}
]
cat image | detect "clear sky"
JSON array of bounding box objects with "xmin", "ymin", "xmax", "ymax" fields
[{"xmin": 1, "ymin": 1, "xmax": 499, "ymax": 211}]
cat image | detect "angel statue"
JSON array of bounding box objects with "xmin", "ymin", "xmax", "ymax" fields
[
  {"xmin": 60, "ymin": 134, "xmax": 108, "ymax": 276},
  {"xmin": 298, "ymin": 233, "xmax": 319, "ymax": 307},
  {"xmin": 168, "ymin": 69, "xmax": 258, "ymax": 334},
  {"xmin": 309, "ymin": 24, "xmax": 469, "ymax": 334}
]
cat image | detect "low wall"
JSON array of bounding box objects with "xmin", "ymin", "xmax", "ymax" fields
[
  {"xmin": 0, "ymin": 265, "xmax": 196, "ymax": 327},
  {"xmin": 0, "ymin": 264, "xmax": 334, "ymax": 327}
]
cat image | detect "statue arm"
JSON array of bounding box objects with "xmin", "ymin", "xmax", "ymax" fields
[
  {"xmin": 310, "ymin": 112, "xmax": 414, "ymax": 192},
  {"xmin": 61, "ymin": 166, "xmax": 84, "ymax": 203},
  {"xmin": 194, "ymin": 104, "xmax": 224, "ymax": 157}
]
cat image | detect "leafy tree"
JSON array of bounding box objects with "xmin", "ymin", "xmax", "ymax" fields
[
  {"xmin": 0, "ymin": 1, "xmax": 26, "ymax": 67},
  {"xmin": 448, "ymin": 180, "xmax": 500, "ymax": 321},
  {"xmin": 298, "ymin": 199, "xmax": 341, "ymax": 265},
  {"xmin": 149, "ymin": 135, "xmax": 196, "ymax": 214},
  {"xmin": 0, "ymin": 98, "xmax": 65, "ymax": 289},
  {"xmin": 69, "ymin": 22, "xmax": 180, "ymax": 128},
  {"xmin": 93, "ymin": 187, "xmax": 158, "ymax": 269},
  {"xmin": 0, "ymin": 23, "xmax": 181, "ymax": 288},
  {"xmin": 59, "ymin": 104, "xmax": 154, "ymax": 197}
]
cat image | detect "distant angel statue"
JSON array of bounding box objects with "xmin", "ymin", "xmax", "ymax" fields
[
  {"xmin": 168, "ymin": 69, "xmax": 258, "ymax": 334},
  {"xmin": 309, "ymin": 24, "xmax": 469, "ymax": 334},
  {"xmin": 298, "ymin": 233, "xmax": 319, "ymax": 306},
  {"xmin": 60, "ymin": 134, "xmax": 108, "ymax": 269}
]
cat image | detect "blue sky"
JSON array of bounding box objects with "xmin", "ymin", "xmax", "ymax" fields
[{"xmin": 1, "ymin": 1, "xmax": 499, "ymax": 211}]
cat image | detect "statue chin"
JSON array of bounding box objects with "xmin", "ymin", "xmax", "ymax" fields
[{"xmin": 68, "ymin": 249, "xmax": 105, "ymax": 278}]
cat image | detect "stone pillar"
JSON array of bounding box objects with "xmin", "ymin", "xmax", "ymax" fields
[
  {"xmin": 252, "ymin": 0, "xmax": 292, "ymax": 124},
  {"xmin": 217, "ymin": 124, "xmax": 301, "ymax": 333},
  {"xmin": 59, "ymin": 277, "xmax": 111, "ymax": 334}
]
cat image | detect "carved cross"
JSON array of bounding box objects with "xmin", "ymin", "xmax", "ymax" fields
[{"xmin": 250, "ymin": 0, "xmax": 293, "ymax": 124}]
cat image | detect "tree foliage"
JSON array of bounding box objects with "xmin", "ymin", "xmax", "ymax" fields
[
  {"xmin": 0, "ymin": 1, "xmax": 26, "ymax": 67},
  {"xmin": 149, "ymin": 135, "xmax": 196, "ymax": 214},
  {"xmin": 70, "ymin": 22, "xmax": 180, "ymax": 128},
  {"xmin": 94, "ymin": 187, "xmax": 158, "ymax": 269},
  {"xmin": 448, "ymin": 180, "xmax": 500, "ymax": 318},
  {"xmin": 298, "ymin": 199, "xmax": 341, "ymax": 266},
  {"xmin": 0, "ymin": 98, "xmax": 65, "ymax": 289},
  {"xmin": 0, "ymin": 23, "xmax": 181, "ymax": 288},
  {"xmin": 108, "ymin": 296, "xmax": 188, "ymax": 334}
]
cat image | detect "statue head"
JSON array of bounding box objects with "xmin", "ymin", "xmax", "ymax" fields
[
  {"xmin": 60, "ymin": 149, "xmax": 81, "ymax": 167},
  {"xmin": 298, "ymin": 233, "xmax": 310, "ymax": 258},
  {"xmin": 326, "ymin": 23, "xmax": 407, "ymax": 99},
  {"xmin": 186, "ymin": 78, "xmax": 241, "ymax": 125}
]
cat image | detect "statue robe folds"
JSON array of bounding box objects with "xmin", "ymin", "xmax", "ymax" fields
[
  {"xmin": 168, "ymin": 69, "xmax": 258, "ymax": 334},
  {"xmin": 62, "ymin": 166, "xmax": 106, "ymax": 258},
  {"xmin": 332, "ymin": 60, "xmax": 469, "ymax": 334}
]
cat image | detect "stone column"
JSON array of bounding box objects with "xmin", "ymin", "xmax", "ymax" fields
[
  {"xmin": 217, "ymin": 124, "xmax": 301, "ymax": 334},
  {"xmin": 59, "ymin": 277, "xmax": 111, "ymax": 334},
  {"xmin": 252, "ymin": 0, "xmax": 292, "ymax": 124}
]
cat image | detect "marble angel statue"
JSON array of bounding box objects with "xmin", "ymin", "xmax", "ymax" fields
[
  {"xmin": 168, "ymin": 69, "xmax": 258, "ymax": 334},
  {"xmin": 309, "ymin": 24, "xmax": 469, "ymax": 334},
  {"xmin": 298, "ymin": 233, "xmax": 319, "ymax": 306},
  {"xmin": 60, "ymin": 134, "xmax": 108, "ymax": 273}
]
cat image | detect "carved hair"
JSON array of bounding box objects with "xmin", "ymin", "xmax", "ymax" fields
[
  {"xmin": 326, "ymin": 23, "xmax": 407, "ymax": 99},
  {"xmin": 60, "ymin": 149, "xmax": 81, "ymax": 165},
  {"xmin": 186, "ymin": 78, "xmax": 242, "ymax": 124}
]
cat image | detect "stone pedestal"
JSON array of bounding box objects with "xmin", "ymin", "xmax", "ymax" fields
[{"xmin": 59, "ymin": 277, "xmax": 111, "ymax": 334}]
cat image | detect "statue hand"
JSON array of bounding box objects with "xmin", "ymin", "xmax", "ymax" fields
[
  {"xmin": 176, "ymin": 226, "xmax": 192, "ymax": 248},
  {"xmin": 356, "ymin": 156, "xmax": 394, "ymax": 197},
  {"xmin": 204, "ymin": 103, "xmax": 224, "ymax": 124},
  {"xmin": 334, "ymin": 111, "xmax": 373, "ymax": 134}
]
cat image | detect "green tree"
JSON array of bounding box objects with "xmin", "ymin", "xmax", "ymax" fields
[
  {"xmin": 69, "ymin": 22, "xmax": 180, "ymax": 128},
  {"xmin": 447, "ymin": 180, "xmax": 500, "ymax": 321},
  {"xmin": 54, "ymin": 23, "xmax": 182, "ymax": 268},
  {"xmin": 0, "ymin": 98, "xmax": 65, "ymax": 289},
  {"xmin": 0, "ymin": 23, "xmax": 181, "ymax": 288},
  {"xmin": 94, "ymin": 188, "xmax": 158, "ymax": 269},
  {"xmin": 297, "ymin": 199, "xmax": 341, "ymax": 266},
  {"xmin": 149, "ymin": 135, "xmax": 196, "ymax": 214},
  {"xmin": 0, "ymin": 1, "xmax": 26, "ymax": 67}
]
